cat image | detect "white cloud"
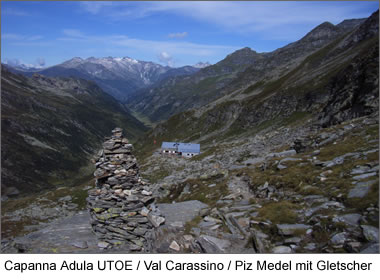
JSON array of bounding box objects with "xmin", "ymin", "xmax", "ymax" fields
[
  {"xmin": 2, "ymin": 34, "xmax": 24, "ymax": 40},
  {"xmin": 2, "ymin": 33, "xmax": 43, "ymax": 41},
  {"xmin": 10, "ymin": 42, "xmax": 52, "ymax": 47},
  {"xmin": 62, "ymin": 29, "xmax": 85, "ymax": 38},
  {"xmin": 146, "ymin": 1, "xmax": 367, "ymax": 33},
  {"xmin": 79, "ymin": 2, "xmax": 114, "ymax": 15},
  {"xmin": 27, "ymin": 35, "xmax": 43, "ymax": 41},
  {"xmin": 158, "ymin": 51, "xmax": 174, "ymax": 67},
  {"xmin": 77, "ymin": 1, "xmax": 375, "ymax": 36},
  {"xmin": 4, "ymin": 58, "xmax": 46, "ymax": 69},
  {"xmin": 159, "ymin": 51, "xmax": 171, "ymax": 60},
  {"xmin": 58, "ymin": 30, "xmax": 240, "ymax": 58},
  {"xmin": 168, "ymin": 32, "xmax": 188, "ymax": 39},
  {"xmin": 112, "ymin": 36, "xmax": 238, "ymax": 57},
  {"xmin": 4, "ymin": 58, "xmax": 22, "ymax": 67},
  {"xmin": 2, "ymin": 8, "xmax": 29, "ymax": 16},
  {"xmin": 2, "ymin": 33, "xmax": 48, "ymax": 47}
]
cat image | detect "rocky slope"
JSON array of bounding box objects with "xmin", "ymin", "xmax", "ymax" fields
[
  {"xmin": 1, "ymin": 66, "xmax": 147, "ymax": 199},
  {"xmin": 137, "ymin": 114, "xmax": 378, "ymax": 253},
  {"xmin": 128, "ymin": 11, "xmax": 379, "ymax": 253},
  {"xmin": 5, "ymin": 57, "xmax": 202, "ymax": 101},
  {"xmin": 127, "ymin": 17, "xmax": 367, "ymax": 123}
]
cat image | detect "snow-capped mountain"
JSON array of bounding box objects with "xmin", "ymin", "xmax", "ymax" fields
[
  {"xmin": 60, "ymin": 56, "xmax": 171, "ymax": 86},
  {"xmin": 5, "ymin": 56, "xmax": 202, "ymax": 101}
]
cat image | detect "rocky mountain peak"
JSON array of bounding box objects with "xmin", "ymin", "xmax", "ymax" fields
[
  {"xmin": 61, "ymin": 56, "xmax": 84, "ymax": 68},
  {"xmin": 301, "ymin": 21, "xmax": 340, "ymax": 42},
  {"xmin": 227, "ymin": 47, "xmax": 256, "ymax": 57},
  {"xmin": 218, "ymin": 47, "xmax": 262, "ymax": 67},
  {"xmin": 70, "ymin": 56, "xmax": 83, "ymax": 62}
]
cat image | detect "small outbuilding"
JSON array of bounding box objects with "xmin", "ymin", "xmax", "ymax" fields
[{"xmin": 161, "ymin": 142, "xmax": 200, "ymax": 158}]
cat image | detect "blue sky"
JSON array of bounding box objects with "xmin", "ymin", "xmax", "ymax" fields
[{"xmin": 1, "ymin": 1, "xmax": 378, "ymax": 68}]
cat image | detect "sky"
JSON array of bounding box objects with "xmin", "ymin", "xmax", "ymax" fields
[{"xmin": 1, "ymin": 1, "xmax": 378, "ymax": 68}]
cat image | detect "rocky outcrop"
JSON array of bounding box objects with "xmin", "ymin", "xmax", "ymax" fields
[
  {"xmin": 87, "ymin": 128, "xmax": 164, "ymax": 251},
  {"xmin": 318, "ymin": 36, "xmax": 379, "ymax": 127}
]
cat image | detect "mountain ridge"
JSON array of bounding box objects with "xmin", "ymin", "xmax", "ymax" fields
[
  {"xmin": 4, "ymin": 56, "xmax": 204, "ymax": 101},
  {"xmin": 127, "ymin": 16, "xmax": 369, "ymax": 123}
]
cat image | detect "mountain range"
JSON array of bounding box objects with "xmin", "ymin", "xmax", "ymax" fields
[
  {"xmin": 5, "ymin": 57, "xmax": 209, "ymax": 101},
  {"xmin": 126, "ymin": 18, "xmax": 368, "ymax": 122}
]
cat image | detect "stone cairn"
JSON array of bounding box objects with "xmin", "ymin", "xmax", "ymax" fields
[{"xmin": 87, "ymin": 128, "xmax": 165, "ymax": 251}]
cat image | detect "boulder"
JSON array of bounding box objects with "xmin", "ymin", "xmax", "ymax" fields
[
  {"xmin": 331, "ymin": 232, "xmax": 349, "ymax": 245},
  {"xmin": 334, "ymin": 214, "xmax": 362, "ymax": 226},
  {"xmin": 198, "ymin": 235, "xmax": 231, "ymax": 253},
  {"xmin": 348, "ymin": 180, "xmax": 376, "ymax": 198},
  {"xmin": 272, "ymin": 246, "xmax": 292, "ymax": 253},
  {"xmin": 361, "ymin": 225, "xmax": 379, "ymax": 242},
  {"xmin": 277, "ymin": 224, "xmax": 311, "ymax": 235}
]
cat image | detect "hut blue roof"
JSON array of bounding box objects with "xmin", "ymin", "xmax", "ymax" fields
[
  {"xmin": 178, "ymin": 143, "xmax": 200, "ymax": 153},
  {"xmin": 161, "ymin": 142, "xmax": 179, "ymax": 149},
  {"xmin": 161, "ymin": 142, "xmax": 200, "ymax": 153}
]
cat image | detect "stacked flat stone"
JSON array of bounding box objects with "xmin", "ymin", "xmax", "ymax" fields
[{"xmin": 87, "ymin": 128, "xmax": 165, "ymax": 251}]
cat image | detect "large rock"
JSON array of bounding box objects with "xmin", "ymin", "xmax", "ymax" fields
[
  {"xmin": 352, "ymin": 172, "xmax": 377, "ymax": 181},
  {"xmin": 305, "ymin": 201, "xmax": 345, "ymax": 217},
  {"xmin": 272, "ymin": 246, "xmax": 292, "ymax": 253},
  {"xmin": 198, "ymin": 235, "xmax": 231, "ymax": 253},
  {"xmin": 361, "ymin": 225, "xmax": 379, "ymax": 242},
  {"xmin": 277, "ymin": 224, "xmax": 311, "ymax": 236},
  {"xmin": 157, "ymin": 200, "xmax": 208, "ymax": 225},
  {"xmin": 334, "ymin": 214, "xmax": 362, "ymax": 226},
  {"xmin": 331, "ymin": 232, "xmax": 348, "ymax": 245},
  {"xmin": 348, "ymin": 180, "xmax": 376, "ymax": 198},
  {"xmin": 147, "ymin": 214, "xmax": 165, "ymax": 228},
  {"xmin": 360, "ymin": 243, "xmax": 379, "ymax": 253},
  {"xmin": 351, "ymin": 166, "xmax": 371, "ymax": 175}
]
